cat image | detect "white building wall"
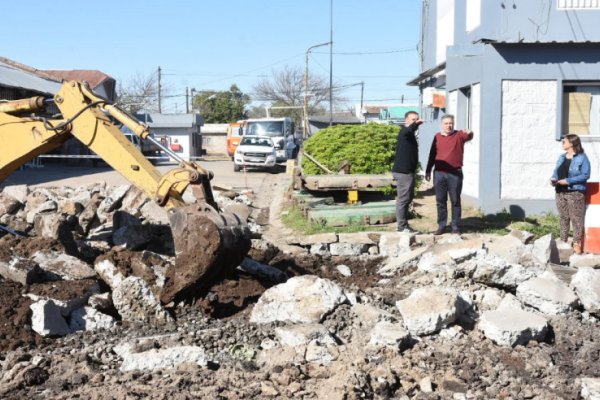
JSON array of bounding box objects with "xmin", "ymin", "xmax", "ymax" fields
[
  {"xmin": 463, "ymin": 83, "xmax": 480, "ymax": 197},
  {"xmin": 153, "ymin": 127, "xmax": 193, "ymax": 161},
  {"xmin": 465, "ymin": 0, "xmax": 481, "ymax": 31},
  {"xmin": 447, "ymin": 90, "xmax": 458, "ymax": 116},
  {"xmin": 501, "ymin": 80, "xmax": 558, "ymax": 199},
  {"xmin": 202, "ymin": 136, "xmax": 227, "ymax": 156},
  {"xmin": 436, "ymin": 0, "xmax": 455, "ymax": 65}
]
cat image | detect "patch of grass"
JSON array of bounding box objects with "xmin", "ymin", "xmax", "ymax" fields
[
  {"xmin": 509, "ymin": 213, "xmax": 560, "ymax": 239},
  {"xmin": 281, "ymin": 205, "xmax": 389, "ymax": 235},
  {"xmin": 476, "ymin": 211, "xmax": 560, "ymax": 239}
]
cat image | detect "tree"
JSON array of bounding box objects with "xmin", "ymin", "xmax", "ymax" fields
[
  {"xmin": 116, "ymin": 71, "xmax": 159, "ymax": 114},
  {"xmin": 252, "ymin": 65, "xmax": 344, "ymax": 123},
  {"xmin": 193, "ymin": 84, "xmax": 250, "ymax": 123}
]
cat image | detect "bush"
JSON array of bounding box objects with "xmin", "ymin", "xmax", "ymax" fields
[{"xmin": 302, "ymin": 124, "xmax": 397, "ymax": 175}]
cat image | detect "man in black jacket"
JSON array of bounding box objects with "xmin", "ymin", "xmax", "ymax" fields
[{"xmin": 392, "ymin": 111, "xmax": 423, "ymax": 232}]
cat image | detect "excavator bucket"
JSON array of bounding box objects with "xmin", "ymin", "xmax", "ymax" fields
[
  {"xmin": 160, "ymin": 204, "xmax": 251, "ymax": 305},
  {"xmin": 0, "ymin": 82, "xmax": 253, "ymax": 305}
]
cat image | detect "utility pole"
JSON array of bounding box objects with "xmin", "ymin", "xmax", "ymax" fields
[
  {"xmin": 158, "ymin": 66, "xmax": 162, "ymax": 113},
  {"xmin": 185, "ymin": 87, "xmax": 189, "ymax": 114},
  {"xmin": 360, "ymin": 81, "xmax": 364, "ymax": 114},
  {"xmin": 329, "ymin": 0, "xmax": 333, "ymax": 127},
  {"xmin": 190, "ymin": 88, "xmax": 196, "ymax": 113}
]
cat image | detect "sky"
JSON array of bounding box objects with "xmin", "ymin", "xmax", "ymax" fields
[{"xmin": 4, "ymin": 0, "xmax": 422, "ymax": 114}]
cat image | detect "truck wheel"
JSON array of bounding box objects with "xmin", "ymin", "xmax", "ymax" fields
[{"xmin": 233, "ymin": 163, "xmax": 241, "ymax": 172}]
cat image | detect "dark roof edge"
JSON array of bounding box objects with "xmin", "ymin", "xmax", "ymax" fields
[{"xmin": 406, "ymin": 62, "xmax": 446, "ymax": 86}]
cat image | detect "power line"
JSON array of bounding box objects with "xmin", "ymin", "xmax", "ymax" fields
[
  {"xmin": 165, "ymin": 53, "xmax": 304, "ymax": 86},
  {"xmin": 313, "ymin": 47, "xmax": 417, "ymax": 55}
]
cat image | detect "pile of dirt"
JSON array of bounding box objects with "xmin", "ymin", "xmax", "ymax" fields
[{"xmin": 0, "ymin": 278, "xmax": 45, "ymax": 351}]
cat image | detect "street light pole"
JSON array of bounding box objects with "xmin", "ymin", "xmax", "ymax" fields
[
  {"xmin": 190, "ymin": 88, "xmax": 196, "ymax": 113},
  {"xmin": 304, "ymin": 41, "xmax": 332, "ymax": 139}
]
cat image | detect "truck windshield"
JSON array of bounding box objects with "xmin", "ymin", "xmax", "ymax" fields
[{"xmin": 246, "ymin": 121, "xmax": 284, "ymax": 137}]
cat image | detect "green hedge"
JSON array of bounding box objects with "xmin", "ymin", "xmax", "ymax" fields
[{"xmin": 302, "ymin": 124, "xmax": 397, "ymax": 175}]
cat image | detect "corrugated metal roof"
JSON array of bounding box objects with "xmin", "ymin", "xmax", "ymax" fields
[
  {"xmin": 309, "ymin": 112, "xmax": 361, "ymax": 124},
  {"xmin": 0, "ymin": 60, "xmax": 61, "ymax": 94},
  {"xmin": 364, "ymin": 106, "xmax": 382, "ymax": 113},
  {"xmin": 202, "ymin": 123, "xmax": 228, "ymax": 134},
  {"xmin": 41, "ymin": 70, "xmax": 112, "ymax": 89},
  {"xmin": 134, "ymin": 112, "xmax": 203, "ymax": 128}
]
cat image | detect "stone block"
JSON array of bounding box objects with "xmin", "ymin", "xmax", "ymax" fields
[
  {"xmin": 114, "ymin": 341, "xmax": 207, "ymax": 372},
  {"xmin": 275, "ymin": 323, "xmax": 336, "ymax": 347},
  {"xmin": 32, "ymin": 250, "xmax": 96, "ymax": 281},
  {"xmin": 378, "ymin": 246, "xmax": 429, "ymax": 277},
  {"xmin": 396, "ymin": 287, "xmax": 460, "ymax": 335},
  {"xmin": 30, "ymin": 300, "xmax": 71, "ymax": 337},
  {"xmin": 378, "ymin": 232, "xmax": 413, "ymax": 257},
  {"xmin": 516, "ymin": 274, "xmax": 579, "ymax": 315},
  {"xmin": 329, "ymin": 242, "xmax": 368, "ymax": 256},
  {"xmin": 478, "ymin": 308, "xmax": 548, "ymax": 347},
  {"xmin": 571, "ymin": 267, "xmax": 600, "ymax": 314},
  {"xmin": 0, "ymin": 256, "xmax": 41, "ymax": 285},
  {"xmin": 250, "ymin": 275, "xmax": 347, "ymax": 324},
  {"xmin": 1, "ymin": 184, "xmax": 29, "ymax": 203},
  {"xmin": 112, "ymin": 276, "xmax": 173, "ymax": 326},
  {"xmin": 532, "ymin": 234, "xmax": 559, "ymax": 265},
  {"xmin": 69, "ymin": 306, "xmax": 116, "ymax": 332},
  {"xmin": 368, "ymin": 321, "xmax": 410, "ymax": 348}
]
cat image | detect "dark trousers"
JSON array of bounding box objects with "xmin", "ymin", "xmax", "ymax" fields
[
  {"xmin": 434, "ymin": 170, "xmax": 463, "ymax": 230},
  {"xmin": 393, "ymin": 172, "xmax": 415, "ymax": 230}
]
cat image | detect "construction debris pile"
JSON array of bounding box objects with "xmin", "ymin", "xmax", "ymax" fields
[{"xmin": 0, "ymin": 183, "xmax": 600, "ymax": 399}]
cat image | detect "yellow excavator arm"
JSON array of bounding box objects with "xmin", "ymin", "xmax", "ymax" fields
[
  {"xmin": 0, "ymin": 80, "xmax": 215, "ymax": 209},
  {"xmin": 0, "ymin": 81, "xmax": 250, "ymax": 304}
]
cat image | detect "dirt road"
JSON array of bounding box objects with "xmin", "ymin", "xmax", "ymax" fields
[{"xmin": 0, "ymin": 160, "xmax": 275, "ymax": 192}]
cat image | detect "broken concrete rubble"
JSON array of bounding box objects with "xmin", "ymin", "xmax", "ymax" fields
[
  {"xmin": 69, "ymin": 306, "xmax": 116, "ymax": 332},
  {"xmin": 417, "ymin": 238, "xmax": 483, "ymax": 273},
  {"xmin": 274, "ymin": 324, "xmax": 337, "ymax": 347},
  {"xmin": 0, "ymin": 256, "xmax": 41, "ymax": 285},
  {"xmin": 1, "ymin": 181, "xmax": 599, "ymax": 398},
  {"xmin": 31, "ymin": 250, "xmax": 96, "ymax": 281},
  {"xmin": 516, "ymin": 273, "xmax": 579, "ymax": 315},
  {"xmin": 30, "ymin": 300, "xmax": 71, "ymax": 337},
  {"xmin": 571, "ymin": 267, "xmax": 600, "ymax": 314},
  {"xmin": 396, "ymin": 287, "xmax": 462, "ymax": 336},
  {"xmin": 1, "ymin": 184, "xmax": 29, "ymax": 204},
  {"xmin": 114, "ymin": 340, "xmax": 208, "ymax": 372},
  {"xmin": 250, "ymin": 275, "xmax": 347, "ymax": 324},
  {"xmin": 367, "ymin": 321, "xmax": 411, "ymax": 348},
  {"xmin": 531, "ymin": 234, "xmax": 559, "ymax": 265},
  {"xmin": 111, "ymin": 276, "xmax": 173, "ymax": 326},
  {"xmin": 478, "ymin": 307, "xmax": 548, "ymax": 346}
]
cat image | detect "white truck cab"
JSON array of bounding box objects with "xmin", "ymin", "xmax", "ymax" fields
[{"xmin": 244, "ymin": 117, "xmax": 295, "ymax": 162}]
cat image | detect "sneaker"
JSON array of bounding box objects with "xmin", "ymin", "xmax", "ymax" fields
[
  {"xmin": 573, "ymin": 242, "xmax": 583, "ymax": 255},
  {"xmin": 399, "ymin": 227, "xmax": 418, "ymax": 234},
  {"xmin": 433, "ymin": 227, "xmax": 446, "ymax": 235}
]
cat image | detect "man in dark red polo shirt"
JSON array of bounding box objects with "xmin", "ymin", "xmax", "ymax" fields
[{"xmin": 425, "ymin": 114, "xmax": 474, "ymax": 235}]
